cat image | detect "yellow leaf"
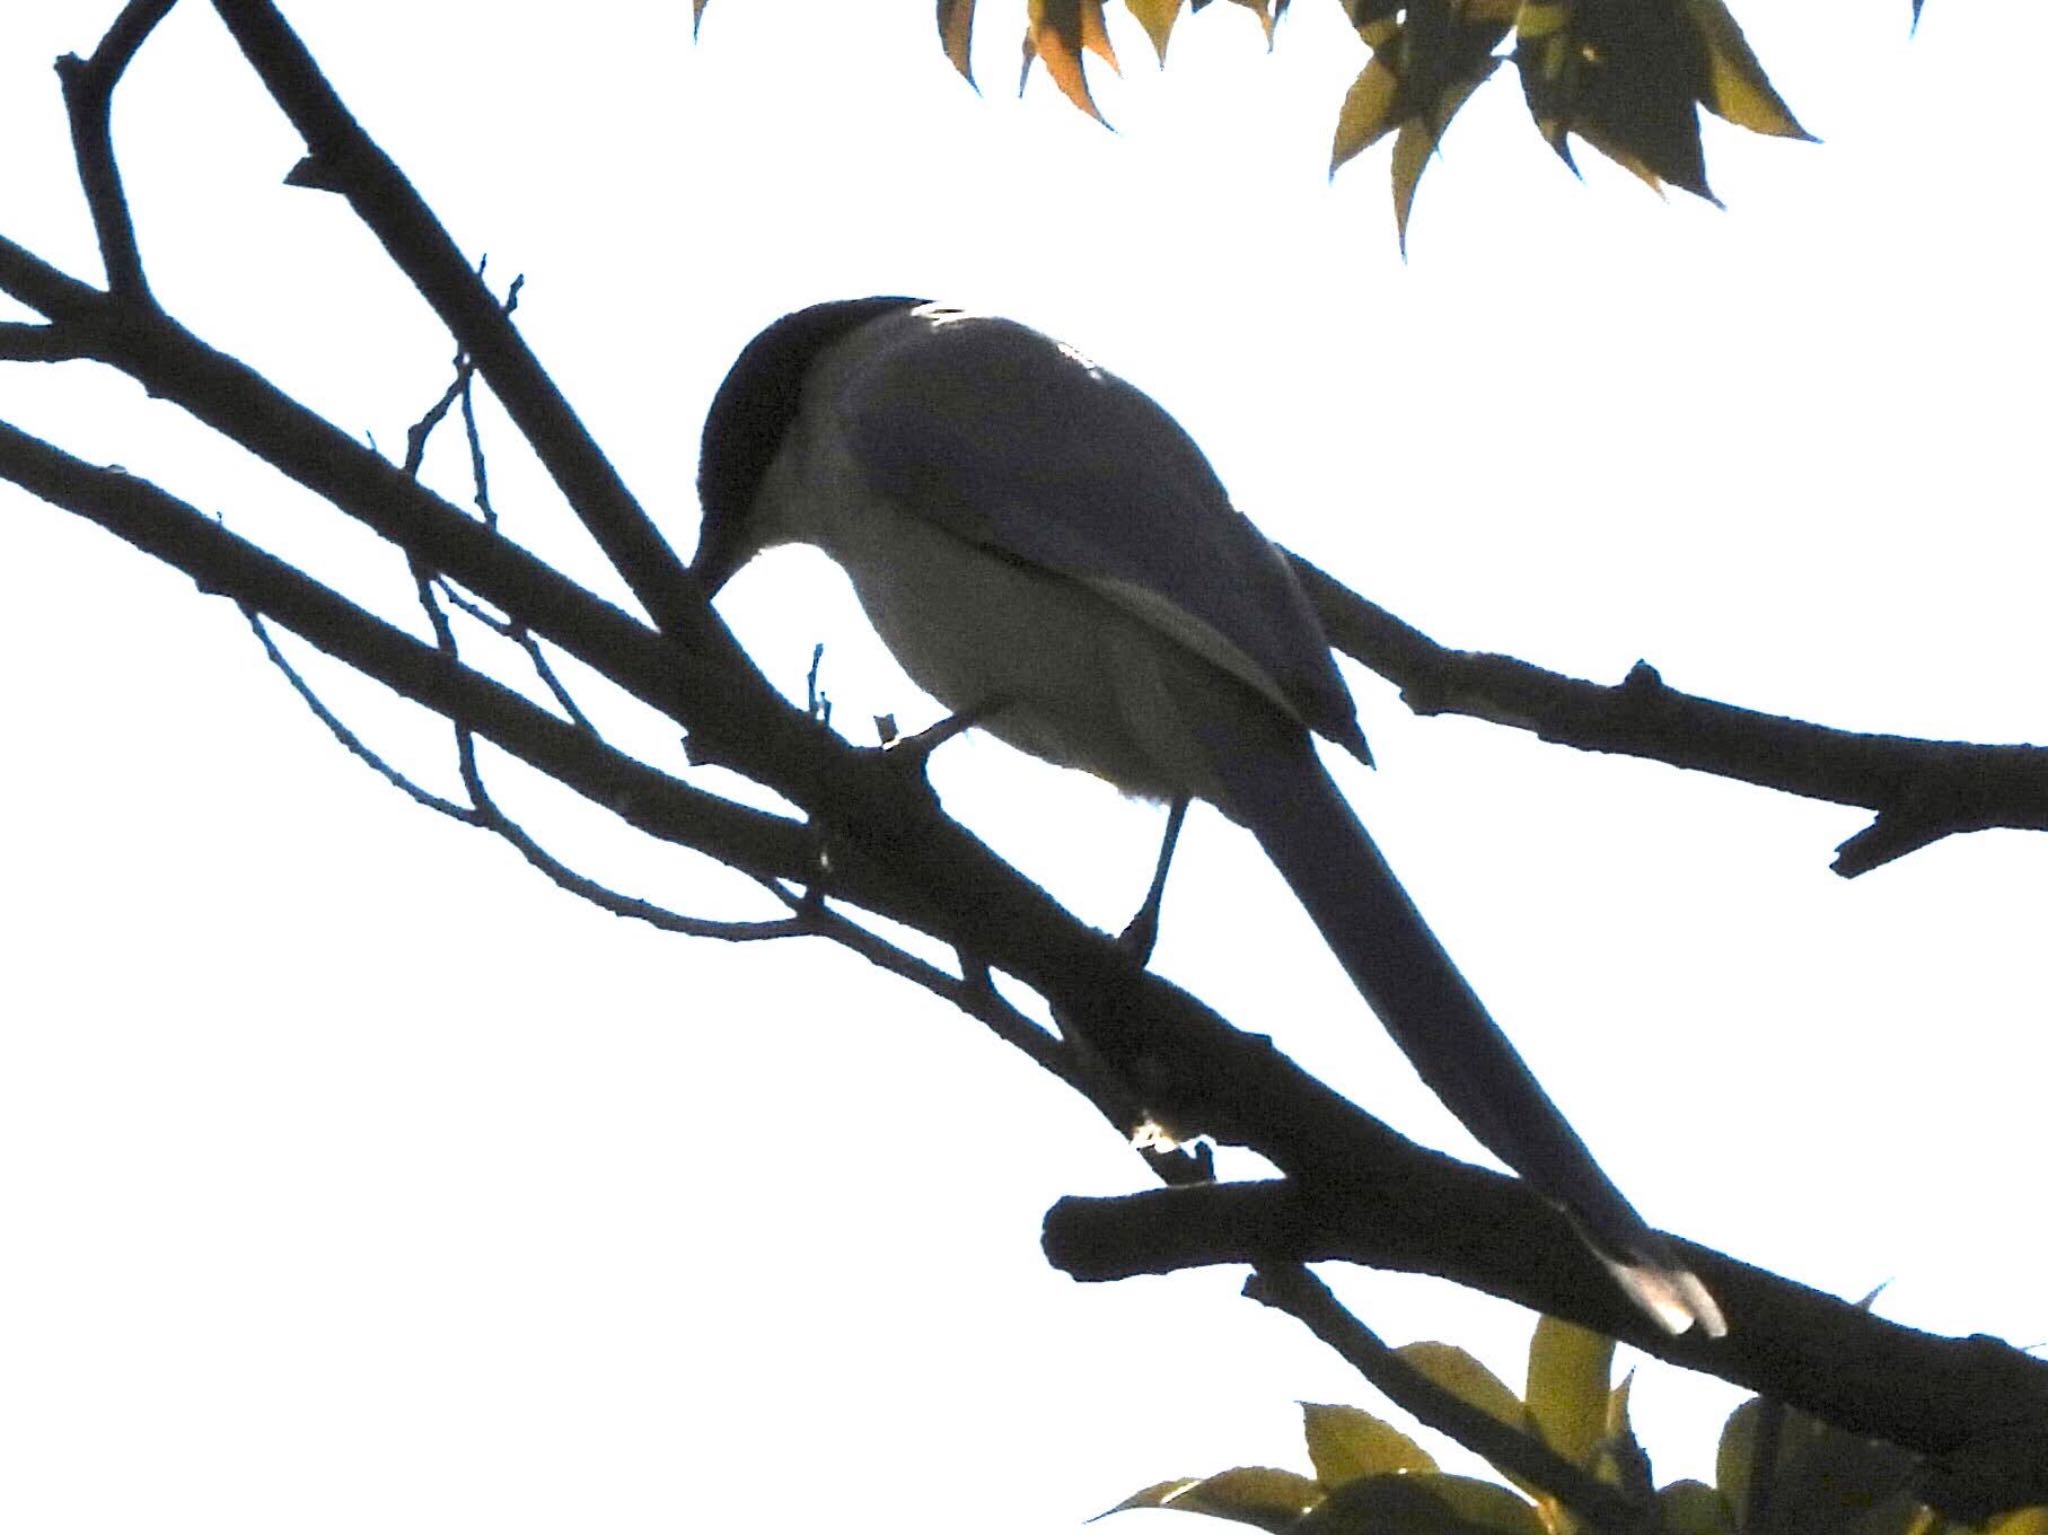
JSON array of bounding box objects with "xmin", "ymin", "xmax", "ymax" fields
[
  {"xmin": 1657, "ymin": 1479, "xmax": 1736, "ymax": 1535},
  {"xmin": 1153, "ymin": 1466, "xmax": 1325, "ymax": 1529},
  {"xmin": 1124, "ymin": 0, "xmax": 1182, "ymax": 61},
  {"xmin": 1390, "ymin": 72, "xmax": 1487, "ymax": 255},
  {"xmin": 1681, "ymin": 0, "xmax": 1812, "ymax": 139},
  {"xmin": 1330, "ymin": 56, "xmax": 1400, "ymax": 173},
  {"xmin": 1524, "ymin": 1317, "xmax": 1615, "ymax": 1471},
  {"xmin": 1990, "ymin": 1510, "xmax": 2048, "ymax": 1535},
  {"xmin": 938, "ymin": 0, "xmax": 978, "ymax": 86},
  {"xmin": 1397, "ymin": 1343, "xmax": 1529, "ymax": 1434},
  {"xmin": 1301, "ymin": 1402, "xmax": 1436, "ymax": 1489},
  {"xmin": 1604, "ymin": 1372, "xmax": 1632, "ymax": 1442},
  {"xmin": 1307, "ymin": 1472, "xmax": 1546, "ymax": 1535}
]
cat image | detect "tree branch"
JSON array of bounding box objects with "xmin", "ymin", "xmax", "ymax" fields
[
  {"xmin": 208, "ymin": 0, "xmax": 712, "ymax": 652},
  {"xmin": 52, "ymin": 0, "xmax": 180, "ymax": 302},
  {"xmin": 1043, "ymin": 1178, "xmax": 2048, "ymax": 1512},
  {"xmin": 1289, "ymin": 553, "xmax": 2048, "ymax": 876}
]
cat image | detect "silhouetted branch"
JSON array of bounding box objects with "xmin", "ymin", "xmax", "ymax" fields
[
  {"xmin": 1289, "ymin": 554, "xmax": 2048, "ymax": 876},
  {"xmin": 1045, "ymin": 1178, "xmax": 2048, "ymax": 1513}
]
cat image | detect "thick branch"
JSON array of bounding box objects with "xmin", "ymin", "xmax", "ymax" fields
[
  {"xmin": 1289, "ymin": 554, "xmax": 2048, "ymax": 875},
  {"xmin": 1043, "ymin": 1179, "xmax": 2048, "ymax": 1513},
  {"xmin": 0, "ymin": 420, "xmax": 808, "ymax": 886},
  {"xmin": 208, "ymin": 0, "xmax": 711, "ymax": 652}
]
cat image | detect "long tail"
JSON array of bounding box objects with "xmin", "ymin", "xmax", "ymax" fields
[{"xmin": 1210, "ymin": 729, "xmax": 1724, "ymax": 1337}]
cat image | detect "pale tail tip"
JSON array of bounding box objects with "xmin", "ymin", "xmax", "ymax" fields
[{"xmin": 1602, "ymin": 1255, "xmax": 1729, "ymax": 1339}]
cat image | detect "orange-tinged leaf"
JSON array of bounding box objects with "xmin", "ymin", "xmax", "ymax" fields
[
  {"xmin": 1224, "ymin": 0, "xmax": 1281, "ymax": 45},
  {"xmin": 1331, "ymin": 57, "xmax": 1400, "ymax": 173},
  {"xmin": 1524, "ymin": 1317, "xmax": 1614, "ymax": 1471},
  {"xmin": 1681, "ymin": 0, "xmax": 1810, "ymax": 138},
  {"xmin": 1125, "ymin": 0, "xmax": 1182, "ymax": 61},
  {"xmin": 1306, "ymin": 1472, "xmax": 1546, "ymax": 1535},
  {"xmin": 1024, "ymin": 0, "xmax": 1119, "ymax": 121},
  {"xmin": 1301, "ymin": 1402, "xmax": 1436, "ymax": 1489},
  {"xmin": 938, "ymin": 0, "xmax": 978, "ymax": 86},
  {"xmin": 1657, "ymin": 1479, "xmax": 1736, "ymax": 1535},
  {"xmin": 1397, "ymin": 1342, "xmax": 1529, "ymax": 1434}
]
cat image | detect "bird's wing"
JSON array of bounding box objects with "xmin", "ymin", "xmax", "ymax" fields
[{"xmin": 829, "ymin": 306, "xmax": 1368, "ymax": 760}]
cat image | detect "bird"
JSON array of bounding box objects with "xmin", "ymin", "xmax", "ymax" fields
[{"xmin": 692, "ymin": 296, "xmax": 1724, "ymax": 1338}]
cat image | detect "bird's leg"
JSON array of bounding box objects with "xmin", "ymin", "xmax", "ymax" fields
[
  {"xmin": 1119, "ymin": 796, "xmax": 1189, "ymax": 965},
  {"xmin": 874, "ymin": 694, "xmax": 1012, "ymax": 772}
]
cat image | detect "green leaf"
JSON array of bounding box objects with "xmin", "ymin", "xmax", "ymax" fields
[
  {"xmin": 1301, "ymin": 1401, "xmax": 1436, "ymax": 1489},
  {"xmin": 1657, "ymin": 1479, "xmax": 1736, "ymax": 1535},
  {"xmin": 1524, "ymin": 1316, "xmax": 1615, "ymax": 1471},
  {"xmin": 1101, "ymin": 1467, "xmax": 1324, "ymax": 1531},
  {"xmin": 1305, "ymin": 1472, "xmax": 1547, "ymax": 1535},
  {"xmin": 1398, "ymin": 1342, "xmax": 1531, "ymax": 1435}
]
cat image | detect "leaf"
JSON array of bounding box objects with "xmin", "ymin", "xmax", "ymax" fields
[
  {"xmin": 1398, "ymin": 1342, "xmax": 1531, "ymax": 1435},
  {"xmin": 1125, "ymin": 0, "xmax": 1183, "ymax": 61},
  {"xmin": 1100, "ymin": 1467, "xmax": 1324, "ymax": 1531},
  {"xmin": 1105, "ymin": 1476, "xmax": 1204, "ymax": 1515},
  {"xmin": 1331, "ymin": 1, "xmax": 1512, "ymax": 246},
  {"xmin": 1331, "ymin": 56, "xmax": 1400, "ymax": 172},
  {"xmin": 1223, "ymin": 0, "xmax": 1283, "ymax": 46},
  {"xmin": 1023, "ymin": 0, "xmax": 1121, "ymax": 122},
  {"xmin": 1990, "ymin": 1511, "xmax": 2048, "ymax": 1535},
  {"xmin": 1305, "ymin": 1472, "xmax": 1547, "ymax": 1535},
  {"xmin": 691, "ymin": 0, "xmax": 709, "ymax": 39},
  {"xmin": 1680, "ymin": 0, "xmax": 1810, "ymax": 138},
  {"xmin": 938, "ymin": 0, "xmax": 978, "ymax": 87},
  {"xmin": 1592, "ymin": 1372, "xmax": 1654, "ymax": 1505},
  {"xmin": 1514, "ymin": 0, "xmax": 1717, "ymax": 202},
  {"xmin": 1715, "ymin": 1397, "xmax": 1761, "ymax": 1517},
  {"xmin": 1301, "ymin": 1401, "xmax": 1437, "ymax": 1489},
  {"xmin": 1524, "ymin": 1316, "xmax": 1615, "ymax": 1471},
  {"xmin": 1387, "ymin": 68, "xmax": 1487, "ymax": 252},
  {"xmin": 1657, "ymin": 1479, "xmax": 1736, "ymax": 1535}
]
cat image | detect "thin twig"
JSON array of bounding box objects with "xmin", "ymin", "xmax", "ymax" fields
[
  {"xmin": 1244, "ymin": 1265, "xmax": 1654, "ymax": 1535},
  {"xmin": 242, "ymin": 605, "xmax": 477, "ymax": 821}
]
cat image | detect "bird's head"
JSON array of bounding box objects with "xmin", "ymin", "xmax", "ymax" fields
[{"xmin": 693, "ymin": 295, "xmax": 925, "ymax": 598}]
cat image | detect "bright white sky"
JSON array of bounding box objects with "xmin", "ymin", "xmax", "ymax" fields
[{"xmin": 1, "ymin": 2, "xmax": 2041, "ymax": 1531}]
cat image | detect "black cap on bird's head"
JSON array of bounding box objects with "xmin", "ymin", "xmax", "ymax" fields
[{"xmin": 694, "ymin": 295, "xmax": 925, "ymax": 597}]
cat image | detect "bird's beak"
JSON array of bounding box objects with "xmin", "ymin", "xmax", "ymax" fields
[{"xmin": 691, "ymin": 522, "xmax": 746, "ymax": 601}]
